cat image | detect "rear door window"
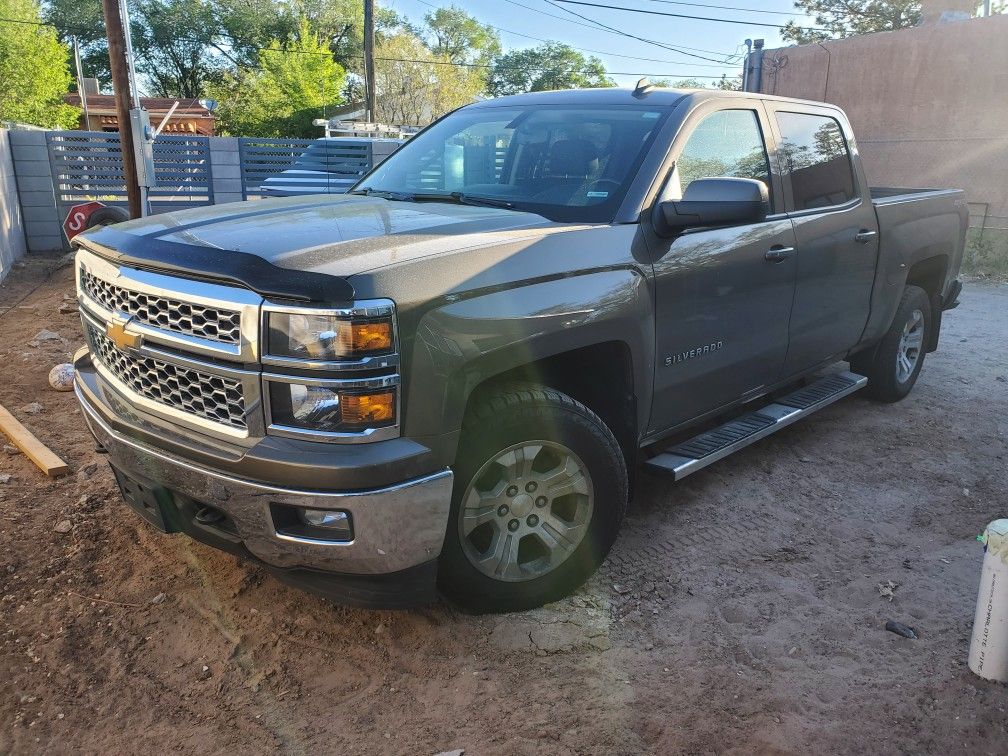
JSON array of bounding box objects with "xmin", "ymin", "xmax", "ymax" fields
[{"xmin": 776, "ymin": 112, "xmax": 857, "ymax": 210}]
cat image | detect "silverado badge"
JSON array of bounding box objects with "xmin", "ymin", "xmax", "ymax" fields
[{"xmin": 106, "ymin": 314, "xmax": 142, "ymax": 351}]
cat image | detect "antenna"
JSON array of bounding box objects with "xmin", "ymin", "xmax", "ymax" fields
[{"xmin": 633, "ymin": 77, "xmax": 656, "ymax": 98}]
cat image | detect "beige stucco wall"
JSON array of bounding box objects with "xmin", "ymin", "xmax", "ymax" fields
[{"xmin": 758, "ymin": 14, "xmax": 1008, "ymax": 229}]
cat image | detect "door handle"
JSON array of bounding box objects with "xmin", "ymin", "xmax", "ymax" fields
[
  {"xmin": 765, "ymin": 246, "xmax": 795, "ymax": 262},
  {"xmin": 854, "ymin": 229, "xmax": 878, "ymax": 244}
]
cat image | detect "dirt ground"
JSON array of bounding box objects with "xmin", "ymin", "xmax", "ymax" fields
[{"xmin": 1, "ymin": 255, "xmax": 1006, "ymax": 755}]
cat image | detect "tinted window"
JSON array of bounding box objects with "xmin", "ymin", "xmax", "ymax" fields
[
  {"xmin": 776, "ymin": 112, "xmax": 857, "ymax": 210},
  {"xmin": 357, "ymin": 106, "xmax": 668, "ymax": 223},
  {"xmin": 673, "ymin": 109, "xmax": 771, "ymax": 203}
]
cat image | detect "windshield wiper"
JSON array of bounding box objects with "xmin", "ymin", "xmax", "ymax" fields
[
  {"xmin": 347, "ymin": 188, "xmax": 416, "ymax": 201},
  {"xmin": 412, "ymin": 192, "xmax": 516, "ymax": 210},
  {"xmin": 350, "ymin": 189, "xmax": 516, "ymax": 209}
]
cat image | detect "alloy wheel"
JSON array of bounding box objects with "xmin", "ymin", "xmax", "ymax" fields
[
  {"xmin": 896, "ymin": 308, "xmax": 925, "ymax": 384},
  {"xmin": 458, "ymin": 441, "xmax": 594, "ymax": 582}
]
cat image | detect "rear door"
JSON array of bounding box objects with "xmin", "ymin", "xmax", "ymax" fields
[
  {"xmin": 647, "ymin": 100, "xmax": 798, "ymax": 435},
  {"xmin": 764, "ymin": 105, "xmax": 879, "ymax": 375}
]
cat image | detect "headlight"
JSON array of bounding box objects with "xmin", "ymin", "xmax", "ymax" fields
[
  {"xmin": 262, "ymin": 299, "xmax": 400, "ymax": 443},
  {"xmin": 266, "ymin": 310, "xmax": 394, "ymax": 362},
  {"xmin": 266, "ymin": 378, "xmax": 397, "ymax": 434}
]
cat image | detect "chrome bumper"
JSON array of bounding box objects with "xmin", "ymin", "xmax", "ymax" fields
[{"xmin": 77, "ymin": 382, "xmax": 454, "ymax": 575}]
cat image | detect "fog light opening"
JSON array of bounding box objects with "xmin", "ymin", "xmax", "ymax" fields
[{"xmin": 270, "ymin": 503, "xmax": 354, "ymax": 543}]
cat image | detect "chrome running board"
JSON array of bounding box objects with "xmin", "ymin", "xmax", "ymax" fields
[{"xmin": 644, "ymin": 371, "xmax": 868, "ymax": 481}]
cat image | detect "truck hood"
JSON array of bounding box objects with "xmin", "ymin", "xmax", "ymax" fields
[{"xmin": 85, "ymin": 194, "xmax": 563, "ymax": 280}]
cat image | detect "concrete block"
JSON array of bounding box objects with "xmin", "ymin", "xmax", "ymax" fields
[
  {"xmin": 212, "ymin": 178, "xmax": 242, "ymax": 195},
  {"xmin": 210, "ymin": 149, "xmax": 241, "ymax": 165},
  {"xmin": 212, "ymin": 162, "xmax": 241, "ymax": 179},
  {"xmin": 22, "ymin": 204, "xmax": 60, "ymax": 223},
  {"xmin": 10, "ymin": 144, "xmax": 50, "ymax": 162},
  {"xmin": 12, "ymin": 160, "xmax": 53, "ymax": 177},
  {"xmin": 213, "ymin": 192, "xmax": 245, "ymax": 205},
  {"xmin": 24, "ymin": 218, "xmax": 62, "ymax": 235},
  {"xmin": 210, "ymin": 137, "xmax": 239, "ymax": 151},
  {"xmin": 7, "ymin": 130, "xmax": 46, "ymax": 147},
  {"xmin": 16, "ymin": 191, "xmax": 57, "ymax": 209},
  {"xmin": 21, "ymin": 204, "xmax": 58, "ymax": 221},
  {"xmin": 11, "ymin": 175, "xmax": 54, "ymax": 192},
  {"xmin": 27, "ymin": 234, "xmax": 66, "ymax": 253}
]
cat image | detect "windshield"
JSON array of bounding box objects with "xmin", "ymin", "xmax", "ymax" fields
[{"xmin": 355, "ymin": 105, "xmax": 669, "ymax": 222}]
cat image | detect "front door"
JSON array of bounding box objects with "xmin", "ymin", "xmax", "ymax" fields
[
  {"xmin": 648, "ymin": 104, "xmax": 798, "ymax": 435},
  {"xmin": 767, "ymin": 107, "xmax": 879, "ymax": 375}
]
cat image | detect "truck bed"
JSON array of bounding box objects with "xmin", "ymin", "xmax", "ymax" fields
[
  {"xmin": 859, "ymin": 185, "xmax": 968, "ymax": 347},
  {"xmin": 869, "ymin": 186, "xmax": 961, "ymax": 203}
]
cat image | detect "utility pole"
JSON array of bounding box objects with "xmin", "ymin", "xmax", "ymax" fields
[
  {"xmin": 101, "ymin": 0, "xmax": 142, "ymax": 218},
  {"xmin": 363, "ymin": 0, "xmax": 377, "ymax": 124},
  {"xmin": 741, "ymin": 38, "xmax": 753, "ymax": 92},
  {"xmin": 72, "ymin": 37, "xmax": 91, "ymax": 131}
]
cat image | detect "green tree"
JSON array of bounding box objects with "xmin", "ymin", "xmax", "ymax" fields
[
  {"xmin": 207, "ymin": 18, "xmax": 346, "ymax": 137},
  {"xmin": 372, "ymin": 31, "xmax": 483, "ymax": 125},
  {"xmin": 133, "ymin": 0, "xmax": 227, "ymax": 98},
  {"xmin": 782, "ymin": 1, "xmax": 922, "ymax": 44},
  {"xmin": 0, "ymin": 0, "xmax": 79, "ymax": 127},
  {"xmin": 422, "ymin": 5, "xmax": 500, "ymax": 68},
  {"xmin": 670, "ymin": 78, "xmax": 707, "ymax": 89},
  {"xmin": 487, "ymin": 42, "xmax": 613, "ymax": 97},
  {"xmin": 44, "ymin": 0, "xmax": 291, "ymax": 94}
]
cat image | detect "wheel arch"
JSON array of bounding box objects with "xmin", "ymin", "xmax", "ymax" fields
[
  {"xmin": 404, "ymin": 269, "xmax": 654, "ymax": 469},
  {"xmin": 905, "ymin": 254, "xmax": 949, "ymax": 352}
]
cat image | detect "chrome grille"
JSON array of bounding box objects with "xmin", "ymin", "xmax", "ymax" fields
[
  {"xmin": 80, "ymin": 265, "xmax": 241, "ymax": 345},
  {"xmin": 85, "ymin": 322, "xmax": 248, "ymax": 430}
]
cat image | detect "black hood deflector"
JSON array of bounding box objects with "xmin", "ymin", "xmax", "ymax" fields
[{"xmin": 76, "ymin": 226, "xmax": 355, "ymax": 305}]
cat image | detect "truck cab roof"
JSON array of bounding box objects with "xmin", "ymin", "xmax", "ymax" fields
[{"xmin": 466, "ymin": 86, "xmax": 841, "ymax": 113}]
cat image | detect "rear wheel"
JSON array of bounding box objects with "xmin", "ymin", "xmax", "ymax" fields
[
  {"xmin": 438, "ymin": 385, "xmax": 627, "ymax": 613},
  {"xmin": 851, "ymin": 285, "xmax": 931, "ymax": 402}
]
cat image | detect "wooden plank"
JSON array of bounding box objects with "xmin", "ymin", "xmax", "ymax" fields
[{"xmin": 0, "ymin": 404, "xmax": 70, "ymax": 478}]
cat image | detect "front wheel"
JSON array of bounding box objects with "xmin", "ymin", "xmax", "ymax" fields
[
  {"xmin": 851, "ymin": 285, "xmax": 931, "ymax": 402},
  {"xmin": 438, "ymin": 385, "xmax": 628, "ymax": 613}
]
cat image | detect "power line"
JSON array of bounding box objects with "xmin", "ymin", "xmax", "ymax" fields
[
  {"xmin": 550, "ymin": 0, "xmax": 826, "ymax": 31},
  {"xmin": 538, "ymin": 0, "xmax": 739, "ymax": 64},
  {"xmin": 413, "ymin": 0, "xmax": 739, "ymax": 69},
  {"xmin": 368, "ymin": 55, "xmax": 738, "ymax": 78},
  {"xmin": 642, "ymin": 0, "xmax": 807, "ymax": 16},
  {"xmin": 1, "ymin": 14, "xmax": 743, "ymax": 81},
  {"xmin": 500, "ymin": 0, "xmax": 741, "ymax": 60}
]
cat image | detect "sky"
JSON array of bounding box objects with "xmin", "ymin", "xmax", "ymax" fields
[{"xmin": 384, "ymin": 0, "xmax": 816, "ymax": 87}]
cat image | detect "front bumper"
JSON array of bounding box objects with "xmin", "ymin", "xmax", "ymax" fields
[{"xmin": 75, "ymin": 362, "xmax": 455, "ymax": 605}]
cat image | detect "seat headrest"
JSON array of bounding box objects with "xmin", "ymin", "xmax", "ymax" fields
[{"xmin": 546, "ymin": 139, "xmax": 597, "ymax": 178}]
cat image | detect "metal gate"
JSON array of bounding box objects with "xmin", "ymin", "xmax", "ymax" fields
[{"xmin": 46, "ymin": 130, "xmax": 213, "ymax": 220}]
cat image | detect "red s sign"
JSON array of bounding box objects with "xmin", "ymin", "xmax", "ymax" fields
[{"xmin": 63, "ymin": 202, "xmax": 106, "ymax": 241}]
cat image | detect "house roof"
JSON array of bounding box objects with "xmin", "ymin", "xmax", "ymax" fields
[{"xmin": 64, "ymin": 94, "xmax": 214, "ymax": 118}]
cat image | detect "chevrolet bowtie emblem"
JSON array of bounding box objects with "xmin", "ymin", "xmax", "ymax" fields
[{"xmin": 106, "ymin": 315, "xmax": 142, "ymax": 351}]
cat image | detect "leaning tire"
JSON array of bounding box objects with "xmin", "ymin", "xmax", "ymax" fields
[
  {"xmin": 86, "ymin": 205, "xmax": 130, "ymax": 229},
  {"xmin": 438, "ymin": 384, "xmax": 628, "ymax": 613},
  {"xmin": 851, "ymin": 285, "xmax": 931, "ymax": 403}
]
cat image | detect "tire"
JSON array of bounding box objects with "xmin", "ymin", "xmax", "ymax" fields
[
  {"xmin": 438, "ymin": 384, "xmax": 628, "ymax": 613},
  {"xmin": 86, "ymin": 206, "xmax": 130, "ymax": 229},
  {"xmin": 851, "ymin": 285, "xmax": 931, "ymax": 402}
]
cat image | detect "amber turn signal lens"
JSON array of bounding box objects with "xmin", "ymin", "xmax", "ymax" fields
[
  {"xmin": 339, "ymin": 321, "xmax": 392, "ymax": 355},
  {"xmin": 340, "ymin": 391, "xmax": 395, "ymax": 426}
]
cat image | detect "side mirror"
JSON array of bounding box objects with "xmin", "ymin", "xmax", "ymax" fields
[{"xmin": 654, "ymin": 177, "xmax": 769, "ymax": 236}]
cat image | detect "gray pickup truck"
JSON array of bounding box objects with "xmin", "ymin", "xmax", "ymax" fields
[{"xmin": 71, "ymin": 87, "xmax": 966, "ymax": 612}]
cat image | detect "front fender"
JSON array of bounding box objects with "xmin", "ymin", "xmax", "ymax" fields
[{"xmin": 405, "ymin": 268, "xmax": 654, "ymax": 444}]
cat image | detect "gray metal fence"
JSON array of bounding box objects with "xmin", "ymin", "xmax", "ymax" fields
[
  {"xmin": 46, "ymin": 130, "xmax": 213, "ymax": 220},
  {"xmin": 237, "ymin": 137, "xmax": 315, "ymax": 198},
  {"xmin": 7, "ymin": 130, "xmax": 394, "ymax": 252},
  {"xmin": 238, "ymin": 138, "xmax": 372, "ymax": 198}
]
